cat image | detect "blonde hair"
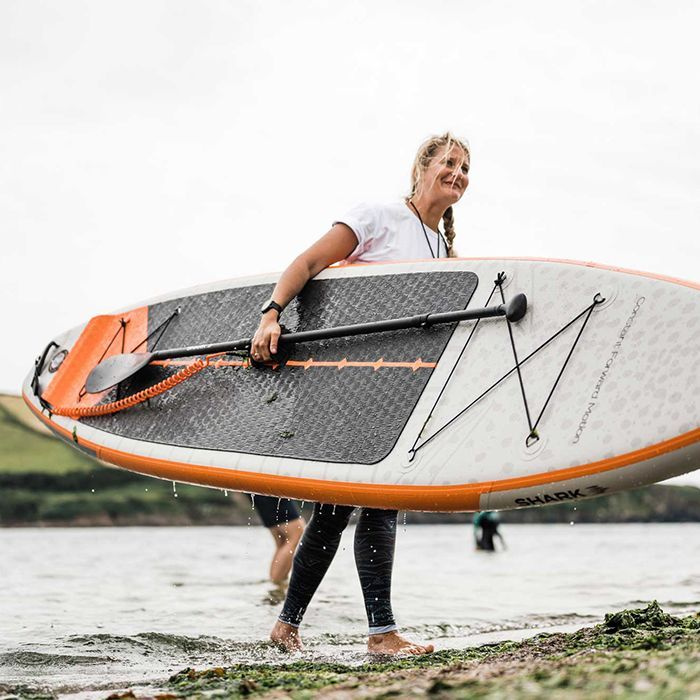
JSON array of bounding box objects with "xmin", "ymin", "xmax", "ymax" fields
[{"xmin": 407, "ymin": 132, "xmax": 470, "ymax": 257}]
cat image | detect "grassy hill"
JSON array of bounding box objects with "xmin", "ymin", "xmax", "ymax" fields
[
  {"xmin": 0, "ymin": 393, "xmax": 52, "ymax": 436},
  {"xmin": 0, "ymin": 395, "xmax": 96, "ymax": 474},
  {"xmin": 2, "ymin": 394, "xmax": 699, "ymax": 526},
  {"xmin": 0, "ymin": 394, "xmax": 253, "ymax": 525}
]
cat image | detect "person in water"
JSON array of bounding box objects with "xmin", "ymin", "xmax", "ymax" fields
[
  {"xmin": 473, "ymin": 511, "xmax": 506, "ymax": 551},
  {"xmin": 251, "ymin": 132, "xmax": 470, "ymax": 655},
  {"xmin": 251, "ymin": 495, "xmax": 306, "ymax": 584}
]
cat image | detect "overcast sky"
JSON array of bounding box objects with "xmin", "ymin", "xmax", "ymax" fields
[{"xmin": 1, "ymin": 1, "xmax": 698, "ymax": 484}]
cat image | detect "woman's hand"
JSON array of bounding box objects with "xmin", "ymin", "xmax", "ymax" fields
[
  {"xmin": 251, "ymin": 312, "xmax": 281, "ymax": 362},
  {"xmin": 248, "ymin": 223, "xmax": 358, "ymax": 365}
]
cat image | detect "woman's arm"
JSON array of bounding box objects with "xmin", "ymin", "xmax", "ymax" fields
[{"xmin": 251, "ymin": 223, "xmax": 358, "ymax": 361}]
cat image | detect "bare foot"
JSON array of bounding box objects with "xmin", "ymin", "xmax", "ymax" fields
[
  {"xmin": 367, "ymin": 630, "xmax": 434, "ymax": 656},
  {"xmin": 270, "ymin": 620, "xmax": 304, "ymax": 651}
]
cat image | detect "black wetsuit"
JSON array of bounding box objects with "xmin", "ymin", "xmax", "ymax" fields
[
  {"xmin": 475, "ymin": 512, "xmax": 501, "ymax": 551},
  {"xmin": 278, "ymin": 504, "xmax": 398, "ymax": 633},
  {"xmin": 477, "ymin": 520, "xmax": 497, "ymax": 550}
]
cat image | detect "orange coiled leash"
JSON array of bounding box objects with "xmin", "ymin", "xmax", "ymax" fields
[{"xmin": 50, "ymin": 354, "xmax": 226, "ymax": 418}]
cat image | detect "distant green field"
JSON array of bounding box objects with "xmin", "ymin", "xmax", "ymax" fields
[
  {"xmin": 0, "ymin": 394, "xmax": 52, "ymax": 434},
  {"xmin": 0, "ymin": 399, "xmax": 96, "ymax": 474},
  {"xmin": 0, "ymin": 394, "xmax": 252, "ymax": 525}
]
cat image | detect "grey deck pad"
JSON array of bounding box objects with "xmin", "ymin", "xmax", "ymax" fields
[{"xmin": 84, "ymin": 271, "xmax": 478, "ymax": 464}]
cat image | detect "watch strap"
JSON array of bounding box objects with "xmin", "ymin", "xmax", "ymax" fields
[{"xmin": 261, "ymin": 300, "xmax": 283, "ymax": 316}]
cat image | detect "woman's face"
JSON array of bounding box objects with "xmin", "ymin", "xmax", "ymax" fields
[{"xmin": 420, "ymin": 144, "xmax": 470, "ymax": 205}]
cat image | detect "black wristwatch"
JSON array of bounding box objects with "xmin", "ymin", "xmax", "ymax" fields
[{"xmin": 261, "ymin": 299, "xmax": 283, "ymax": 317}]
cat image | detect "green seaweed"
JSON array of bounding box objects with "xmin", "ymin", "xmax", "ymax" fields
[
  {"xmin": 603, "ymin": 600, "xmax": 681, "ymax": 631},
  {"xmin": 161, "ymin": 603, "xmax": 700, "ymax": 699}
]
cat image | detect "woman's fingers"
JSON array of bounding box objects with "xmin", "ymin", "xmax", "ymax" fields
[
  {"xmin": 251, "ymin": 320, "xmax": 281, "ymax": 362},
  {"xmin": 269, "ymin": 326, "xmax": 281, "ymax": 355},
  {"xmin": 250, "ymin": 330, "xmax": 266, "ymax": 362},
  {"xmin": 254, "ymin": 335, "xmax": 272, "ymax": 362}
]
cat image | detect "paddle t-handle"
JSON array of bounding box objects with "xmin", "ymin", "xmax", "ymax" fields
[{"xmin": 84, "ymin": 293, "xmax": 527, "ymax": 394}]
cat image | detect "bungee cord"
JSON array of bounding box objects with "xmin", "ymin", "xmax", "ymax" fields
[
  {"xmin": 408, "ymin": 273, "xmax": 505, "ymax": 458},
  {"xmin": 410, "ymin": 291, "xmax": 605, "ymax": 456}
]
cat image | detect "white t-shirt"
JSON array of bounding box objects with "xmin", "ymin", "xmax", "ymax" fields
[{"xmin": 335, "ymin": 201, "xmax": 448, "ymax": 264}]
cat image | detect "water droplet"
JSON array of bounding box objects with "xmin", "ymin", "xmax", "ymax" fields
[
  {"xmin": 569, "ymin": 521, "xmax": 575, "ymax": 526},
  {"xmin": 224, "ymin": 490, "xmax": 228, "ymax": 497},
  {"xmin": 251, "ymin": 494, "xmax": 256, "ymax": 510},
  {"xmin": 145, "ymin": 488, "xmax": 148, "ymax": 492},
  {"xmin": 91, "ymin": 489, "xmax": 95, "ymax": 493}
]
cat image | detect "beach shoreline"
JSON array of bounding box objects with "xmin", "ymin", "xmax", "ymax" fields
[
  {"xmin": 3, "ymin": 602, "xmax": 698, "ymax": 699},
  {"xmin": 162, "ymin": 602, "xmax": 700, "ymax": 699}
]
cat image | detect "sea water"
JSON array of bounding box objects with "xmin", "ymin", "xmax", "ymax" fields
[{"xmin": 1, "ymin": 523, "xmax": 698, "ymax": 696}]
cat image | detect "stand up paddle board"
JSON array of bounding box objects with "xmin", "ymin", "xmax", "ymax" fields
[{"xmin": 23, "ymin": 258, "xmax": 700, "ymax": 511}]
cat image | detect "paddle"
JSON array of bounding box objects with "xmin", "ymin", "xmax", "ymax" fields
[{"xmin": 85, "ymin": 293, "xmax": 527, "ymax": 394}]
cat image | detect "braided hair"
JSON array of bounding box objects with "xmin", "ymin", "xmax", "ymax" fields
[{"xmin": 406, "ymin": 132, "xmax": 470, "ymax": 257}]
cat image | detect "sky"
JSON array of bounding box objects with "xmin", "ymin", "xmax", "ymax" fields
[{"xmin": 1, "ymin": 0, "xmax": 698, "ymax": 484}]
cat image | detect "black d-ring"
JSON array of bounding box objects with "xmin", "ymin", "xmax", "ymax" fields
[{"xmin": 525, "ymin": 430, "xmax": 540, "ymax": 448}]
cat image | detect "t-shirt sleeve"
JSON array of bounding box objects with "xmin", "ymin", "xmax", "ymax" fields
[{"xmin": 333, "ymin": 202, "xmax": 381, "ymax": 262}]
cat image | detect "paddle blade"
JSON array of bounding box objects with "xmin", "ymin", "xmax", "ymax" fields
[{"xmin": 85, "ymin": 353, "xmax": 154, "ymax": 394}]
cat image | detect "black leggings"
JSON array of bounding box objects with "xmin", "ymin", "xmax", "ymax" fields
[{"xmin": 279, "ymin": 504, "xmax": 398, "ymax": 633}]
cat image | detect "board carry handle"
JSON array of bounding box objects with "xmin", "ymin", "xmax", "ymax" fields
[{"xmin": 83, "ymin": 293, "xmax": 527, "ymax": 394}]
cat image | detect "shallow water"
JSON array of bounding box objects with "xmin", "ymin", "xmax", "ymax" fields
[{"xmin": 1, "ymin": 523, "xmax": 699, "ymax": 696}]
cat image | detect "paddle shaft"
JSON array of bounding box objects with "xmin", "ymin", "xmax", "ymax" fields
[{"xmin": 150, "ymin": 302, "xmax": 512, "ymax": 361}]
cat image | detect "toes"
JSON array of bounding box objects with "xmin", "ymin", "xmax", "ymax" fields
[
  {"xmin": 401, "ymin": 645, "xmax": 422, "ymax": 655},
  {"xmin": 408, "ymin": 644, "xmax": 433, "ymax": 655}
]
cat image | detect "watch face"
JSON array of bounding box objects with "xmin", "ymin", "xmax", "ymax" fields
[{"xmin": 261, "ymin": 299, "xmax": 280, "ymax": 314}]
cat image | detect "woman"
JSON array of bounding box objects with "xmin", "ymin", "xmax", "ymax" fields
[{"xmin": 252, "ymin": 132, "xmax": 470, "ymax": 655}]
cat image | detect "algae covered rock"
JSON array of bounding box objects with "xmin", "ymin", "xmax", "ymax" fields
[{"xmin": 603, "ymin": 601, "xmax": 681, "ymax": 632}]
